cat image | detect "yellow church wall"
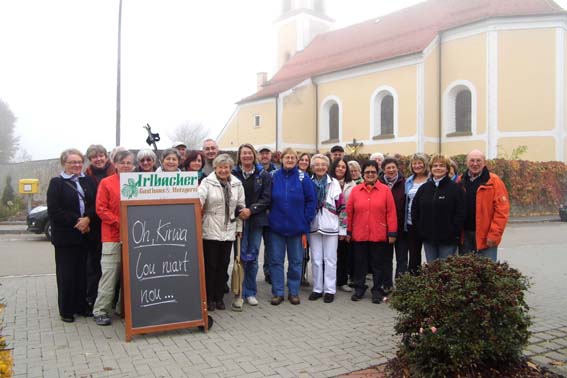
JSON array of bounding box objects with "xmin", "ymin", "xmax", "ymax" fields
[
  {"xmin": 442, "ymin": 33, "xmax": 487, "ymax": 135},
  {"xmin": 424, "ymin": 45, "xmax": 440, "ymax": 141},
  {"xmin": 277, "ymin": 21, "xmax": 298, "ymax": 70},
  {"xmin": 498, "ymin": 29, "xmax": 555, "ymax": 132},
  {"xmin": 443, "ymin": 141, "xmax": 487, "ymax": 157},
  {"xmin": 317, "ymin": 64, "xmax": 418, "ymax": 142},
  {"xmin": 497, "ymin": 136, "xmax": 556, "ymax": 162},
  {"xmin": 282, "ymin": 84, "xmax": 317, "ymax": 145},
  {"xmin": 217, "ymin": 100, "xmax": 277, "ymax": 149}
]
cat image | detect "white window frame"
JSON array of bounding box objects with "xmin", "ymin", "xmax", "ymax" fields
[
  {"xmin": 319, "ymin": 96, "xmax": 343, "ymax": 144},
  {"xmin": 370, "ymin": 85, "xmax": 398, "ymax": 139},
  {"xmin": 443, "ymin": 80, "xmax": 477, "ymax": 136}
]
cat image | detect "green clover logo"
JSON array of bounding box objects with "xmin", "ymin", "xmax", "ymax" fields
[{"xmin": 121, "ymin": 178, "xmax": 139, "ymax": 199}]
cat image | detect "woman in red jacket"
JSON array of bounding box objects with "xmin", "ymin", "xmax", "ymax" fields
[
  {"xmin": 92, "ymin": 150, "xmax": 134, "ymax": 326},
  {"xmin": 346, "ymin": 160, "xmax": 397, "ymax": 304}
]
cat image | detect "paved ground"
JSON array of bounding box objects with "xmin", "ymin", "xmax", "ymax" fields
[{"xmin": 0, "ymin": 221, "xmax": 566, "ymax": 377}]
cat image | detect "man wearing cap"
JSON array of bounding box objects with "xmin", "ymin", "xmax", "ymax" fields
[
  {"xmin": 172, "ymin": 141, "xmax": 187, "ymax": 169},
  {"xmin": 202, "ymin": 139, "xmax": 219, "ymax": 176},
  {"xmin": 458, "ymin": 149, "xmax": 510, "ymax": 261},
  {"xmin": 330, "ymin": 145, "xmax": 345, "ymax": 161},
  {"xmin": 258, "ymin": 146, "xmax": 278, "ymax": 173}
]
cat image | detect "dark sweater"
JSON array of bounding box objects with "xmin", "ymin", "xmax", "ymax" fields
[
  {"xmin": 460, "ymin": 167, "xmax": 490, "ymax": 231},
  {"xmin": 232, "ymin": 164, "xmax": 272, "ymax": 228}
]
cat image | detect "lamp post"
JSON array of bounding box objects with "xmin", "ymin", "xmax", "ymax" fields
[{"xmin": 115, "ymin": 0, "xmax": 123, "ymax": 146}]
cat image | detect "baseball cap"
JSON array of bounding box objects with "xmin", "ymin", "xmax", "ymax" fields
[
  {"xmin": 257, "ymin": 145, "xmax": 272, "ymax": 153},
  {"xmin": 330, "ymin": 145, "xmax": 344, "ymax": 153},
  {"xmin": 172, "ymin": 141, "xmax": 187, "ymax": 148}
]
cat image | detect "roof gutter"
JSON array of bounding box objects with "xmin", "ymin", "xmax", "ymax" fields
[
  {"xmin": 275, "ymin": 95, "xmax": 279, "ymax": 152},
  {"xmin": 315, "ymin": 81, "xmax": 319, "ymax": 153},
  {"xmin": 438, "ymin": 31, "xmax": 443, "ymax": 154}
]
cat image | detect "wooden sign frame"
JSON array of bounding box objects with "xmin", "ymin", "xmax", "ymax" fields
[{"xmin": 120, "ymin": 198, "xmax": 208, "ymax": 341}]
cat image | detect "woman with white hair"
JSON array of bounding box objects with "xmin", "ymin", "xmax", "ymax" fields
[
  {"xmin": 135, "ymin": 149, "xmax": 157, "ymax": 172},
  {"xmin": 198, "ymin": 154, "xmax": 245, "ymax": 311},
  {"xmin": 308, "ymin": 154, "xmax": 344, "ymax": 303}
]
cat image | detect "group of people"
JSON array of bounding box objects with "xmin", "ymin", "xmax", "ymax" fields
[{"xmin": 47, "ymin": 139, "xmax": 510, "ymax": 325}]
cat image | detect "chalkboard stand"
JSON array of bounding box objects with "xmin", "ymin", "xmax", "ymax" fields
[{"xmin": 121, "ymin": 199, "xmax": 208, "ymax": 342}]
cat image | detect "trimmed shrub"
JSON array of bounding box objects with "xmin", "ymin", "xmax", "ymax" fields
[{"xmin": 389, "ymin": 254, "xmax": 531, "ymax": 378}]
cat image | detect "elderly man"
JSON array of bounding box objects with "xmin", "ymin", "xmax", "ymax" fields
[
  {"xmin": 258, "ymin": 146, "xmax": 278, "ymax": 173},
  {"xmin": 202, "ymin": 139, "xmax": 219, "ymax": 176},
  {"xmin": 459, "ymin": 149, "xmax": 510, "ymax": 261},
  {"xmin": 330, "ymin": 145, "xmax": 345, "ymax": 161},
  {"xmin": 172, "ymin": 141, "xmax": 187, "ymax": 168}
]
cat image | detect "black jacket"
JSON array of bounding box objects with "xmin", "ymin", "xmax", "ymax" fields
[
  {"xmin": 411, "ymin": 176, "xmax": 466, "ymax": 245},
  {"xmin": 232, "ymin": 164, "xmax": 272, "ymax": 228},
  {"xmin": 47, "ymin": 175, "xmax": 97, "ymax": 247}
]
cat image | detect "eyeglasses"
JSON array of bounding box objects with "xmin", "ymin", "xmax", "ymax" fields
[
  {"xmin": 139, "ymin": 158, "xmax": 154, "ymax": 163},
  {"xmin": 65, "ymin": 161, "xmax": 83, "ymax": 165},
  {"xmin": 363, "ymin": 171, "xmax": 378, "ymax": 175},
  {"xmin": 117, "ymin": 161, "xmax": 134, "ymax": 166}
]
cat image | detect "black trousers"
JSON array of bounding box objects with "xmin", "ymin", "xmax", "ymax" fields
[
  {"xmin": 407, "ymin": 225, "xmax": 423, "ymax": 275},
  {"xmin": 54, "ymin": 244, "xmax": 88, "ymax": 317},
  {"xmin": 352, "ymin": 241, "xmax": 391, "ymax": 297},
  {"xmin": 203, "ymin": 239, "xmax": 232, "ymax": 303},
  {"xmin": 86, "ymin": 241, "xmax": 102, "ymax": 307},
  {"xmin": 336, "ymin": 239, "xmax": 352, "ymax": 286}
]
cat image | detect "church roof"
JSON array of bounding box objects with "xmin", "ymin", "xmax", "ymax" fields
[{"xmin": 239, "ymin": 0, "xmax": 564, "ymax": 104}]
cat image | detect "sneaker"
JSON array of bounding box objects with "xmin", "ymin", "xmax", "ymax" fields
[
  {"xmin": 323, "ymin": 293, "xmax": 335, "ymax": 303},
  {"xmin": 207, "ymin": 301, "xmax": 216, "ymax": 312},
  {"xmin": 60, "ymin": 315, "xmax": 74, "ymax": 323},
  {"xmin": 246, "ymin": 296, "xmax": 258, "ymax": 306},
  {"xmin": 338, "ymin": 284, "xmax": 353, "ymax": 292},
  {"xmin": 288, "ymin": 294, "xmax": 301, "ymax": 305},
  {"xmin": 231, "ymin": 298, "xmax": 243, "ymax": 312},
  {"xmin": 308, "ymin": 292, "xmax": 323, "ymax": 301},
  {"xmin": 271, "ymin": 296, "xmax": 284, "ymax": 305},
  {"xmin": 351, "ymin": 293, "xmax": 364, "ymax": 301},
  {"xmin": 94, "ymin": 314, "xmax": 111, "ymax": 326}
]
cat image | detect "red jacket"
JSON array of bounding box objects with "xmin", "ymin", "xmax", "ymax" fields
[
  {"xmin": 96, "ymin": 174, "xmax": 121, "ymax": 242},
  {"xmin": 346, "ymin": 182, "xmax": 398, "ymax": 242},
  {"xmin": 459, "ymin": 172, "xmax": 510, "ymax": 250}
]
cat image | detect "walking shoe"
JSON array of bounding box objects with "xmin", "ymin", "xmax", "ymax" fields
[
  {"xmin": 372, "ymin": 296, "xmax": 383, "ymax": 304},
  {"xmin": 351, "ymin": 293, "xmax": 364, "ymax": 301},
  {"xmin": 207, "ymin": 301, "xmax": 216, "ymax": 312},
  {"xmin": 60, "ymin": 315, "xmax": 74, "ymax": 323},
  {"xmin": 338, "ymin": 284, "xmax": 353, "ymax": 292},
  {"xmin": 288, "ymin": 294, "xmax": 301, "ymax": 305},
  {"xmin": 265, "ymin": 275, "xmax": 272, "ymax": 284},
  {"xmin": 323, "ymin": 293, "xmax": 335, "ymax": 303},
  {"xmin": 246, "ymin": 296, "xmax": 258, "ymax": 306},
  {"xmin": 271, "ymin": 296, "xmax": 284, "ymax": 305},
  {"xmin": 308, "ymin": 292, "xmax": 323, "ymax": 301},
  {"xmin": 231, "ymin": 298, "xmax": 243, "ymax": 312},
  {"xmin": 216, "ymin": 300, "xmax": 226, "ymax": 310},
  {"xmin": 94, "ymin": 314, "xmax": 111, "ymax": 326}
]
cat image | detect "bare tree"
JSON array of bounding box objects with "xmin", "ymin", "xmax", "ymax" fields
[
  {"xmin": 14, "ymin": 148, "xmax": 33, "ymax": 162},
  {"xmin": 168, "ymin": 121, "xmax": 210, "ymax": 150}
]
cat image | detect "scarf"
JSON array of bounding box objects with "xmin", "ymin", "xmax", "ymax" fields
[
  {"xmin": 384, "ymin": 173, "xmax": 398, "ymax": 189},
  {"xmin": 218, "ymin": 176, "xmax": 232, "ymax": 226},
  {"xmin": 313, "ymin": 175, "xmax": 328, "ymax": 212},
  {"xmin": 60, "ymin": 171, "xmax": 86, "ymax": 216}
]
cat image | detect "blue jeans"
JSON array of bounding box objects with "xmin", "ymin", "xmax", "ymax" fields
[
  {"xmin": 241, "ymin": 222, "xmax": 263, "ymax": 298},
  {"xmin": 423, "ymin": 242, "xmax": 456, "ymax": 263},
  {"xmin": 269, "ymin": 232, "xmax": 303, "ymax": 297},
  {"xmin": 262, "ymin": 227, "xmax": 272, "ymax": 277},
  {"xmin": 461, "ymin": 230, "xmax": 498, "ymax": 262}
]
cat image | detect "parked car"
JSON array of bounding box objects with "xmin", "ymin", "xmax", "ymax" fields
[{"xmin": 26, "ymin": 205, "xmax": 51, "ymax": 240}]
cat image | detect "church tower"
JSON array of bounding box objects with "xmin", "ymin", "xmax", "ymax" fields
[{"xmin": 275, "ymin": 0, "xmax": 334, "ymax": 71}]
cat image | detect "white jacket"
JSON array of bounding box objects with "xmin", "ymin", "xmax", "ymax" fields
[
  {"xmin": 198, "ymin": 173, "xmax": 245, "ymax": 241},
  {"xmin": 309, "ymin": 175, "xmax": 345, "ymax": 236}
]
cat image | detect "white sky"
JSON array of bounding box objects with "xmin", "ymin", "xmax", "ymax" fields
[{"xmin": 1, "ymin": 0, "xmax": 565, "ymax": 160}]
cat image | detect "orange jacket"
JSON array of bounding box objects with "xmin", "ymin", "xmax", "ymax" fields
[
  {"xmin": 96, "ymin": 174, "xmax": 121, "ymax": 242},
  {"xmin": 461, "ymin": 172, "xmax": 510, "ymax": 250}
]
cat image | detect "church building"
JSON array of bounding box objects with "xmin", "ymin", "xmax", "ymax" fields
[{"xmin": 217, "ymin": 0, "xmax": 567, "ymax": 162}]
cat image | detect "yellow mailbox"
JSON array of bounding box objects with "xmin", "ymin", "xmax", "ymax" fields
[{"xmin": 19, "ymin": 179, "xmax": 39, "ymax": 194}]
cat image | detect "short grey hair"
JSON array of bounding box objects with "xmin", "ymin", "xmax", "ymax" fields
[
  {"xmin": 85, "ymin": 144, "xmax": 108, "ymax": 160},
  {"xmin": 137, "ymin": 149, "xmax": 156, "ymax": 162},
  {"xmin": 161, "ymin": 148, "xmax": 181, "ymax": 162},
  {"xmin": 347, "ymin": 160, "xmax": 361, "ymax": 171},
  {"xmin": 113, "ymin": 150, "xmax": 134, "ymax": 164},
  {"xmin": 60, "ymin": 148, "xmax": 84, "ymax": 166},
  {"xmin": 310, "ymin": 153, "xmax": 330, "ymax": 169},
  {"xmin": 369, "ymin": 152, "xmax": 384, "ymax": 161},
  {"xmin": 213, "ymin": 153, "xmax": 234, "ymax": 169}
]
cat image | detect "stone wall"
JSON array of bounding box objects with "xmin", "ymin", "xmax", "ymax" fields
[{"xmin": 0, "ymin": 159, "xmax": 61, "ymax": 204}]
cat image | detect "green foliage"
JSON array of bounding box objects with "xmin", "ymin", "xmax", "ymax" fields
[
  {"xmin": 1, "ymin": 177, "xmax": 15, "ymax": 206},
  {"xmin": 0, "ymin": 99, "xmax": 19, "ymax": 163},
  {"xmin": 389, "ymin": 255, "xmax": 531, "ymax": 378},
  {"xmin": 498, "ymin": 145, "xmax": 529, "ymax": 160}
]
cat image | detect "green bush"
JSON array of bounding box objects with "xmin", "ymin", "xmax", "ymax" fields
[
  {"xmin": 389, "ymin": 254, "xmax": 531, "ymax": 378},
  {"xmin": 1, "ymin": 177, "xmax": 15, "ymax": 206}
]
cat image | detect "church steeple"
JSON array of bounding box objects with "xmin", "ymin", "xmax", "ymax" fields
[{"xmin": 275, "ymin": 0, "xmax": 334, "ymax": 70}]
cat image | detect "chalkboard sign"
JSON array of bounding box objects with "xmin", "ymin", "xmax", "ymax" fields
[{"xmin": 121, "ymin": 199, "xmax": 208, "ymax": 341}]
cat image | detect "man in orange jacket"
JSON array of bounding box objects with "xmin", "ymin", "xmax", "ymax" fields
[{"xmin": 459, "ymin": 149, "xmax": 510, "ymax": 261}]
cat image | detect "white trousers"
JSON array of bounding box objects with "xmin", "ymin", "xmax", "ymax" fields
[{"xmin": 309, "ymin": 233, "xmax": 338, "ymax": 294}]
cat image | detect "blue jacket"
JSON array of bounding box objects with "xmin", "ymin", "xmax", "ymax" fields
[
  {"xmin": 232, "ymin": 164, "xmax": 272, "ymax": 228},
  {"xmin": 269, "ymin": 166, "xmax": 316, "ymax": 236}
]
